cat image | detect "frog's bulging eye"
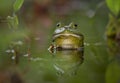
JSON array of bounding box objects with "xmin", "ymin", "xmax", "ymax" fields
[
  {"xmin": 57, "ymin": 24, "xmax": 60, "ymax": 27},
  {"xmin": 69, "ymin": 22, "xmax": 78, "ymax": 29},
  {"xmin": 74, "ymin": 24, "xmax": 77, "ymax": 27},
  {"xmin": 72, "ymin": 24, "xmax": 78, "ymax": 29},
  {"xmin": 56, "ymin": 23, "xmax": 61, "ymax": 27}
]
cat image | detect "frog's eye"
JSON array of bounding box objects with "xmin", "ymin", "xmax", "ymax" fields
[
  {"xmin": 72, "ymin": 24, "xmax": 78, "ymax": 29},
  {"xmin": 56, "ymin": 22, "xmax": 61, "ymax": 28},
  {"xmin": 69, "ymin": 22, "xmax": 78, "ymax": 29},
  {"xmin": 74, "ymin": 24, "xmax": 78, "ymax": 27}
]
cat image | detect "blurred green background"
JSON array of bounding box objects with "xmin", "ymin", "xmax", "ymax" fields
[{"xmin": 0, "ymin": 0, "xmax": 120, "ymax": 83}]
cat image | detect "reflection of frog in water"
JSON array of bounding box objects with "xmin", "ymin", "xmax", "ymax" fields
[
  {"xmin": 48, "ymin": 22, "xmax": 84, "ymax": 51},
  {"xmin": 52, "ymin": 50, "xmax": 84, "ymax": 76}
]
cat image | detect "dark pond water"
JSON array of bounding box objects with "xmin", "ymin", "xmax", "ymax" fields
[
  {"xmin": 0, "ymin": 25, "xmax": 111, "ymax": 83},
  {"xmin": 0, "ymin": 21, "xmax": 120, "ymax": 83},
  {"xmin": 0, "ymin": 39, "xmax": 108, "ymax": 83}
]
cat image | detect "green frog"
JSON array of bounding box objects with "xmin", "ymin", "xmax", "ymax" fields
[{"xmin": 48, "ymin": 22, "xmax": 84, "ymax": 51}]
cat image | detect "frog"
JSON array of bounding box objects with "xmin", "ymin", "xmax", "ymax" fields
[{"xmin": 48, "ymin": 22, "xmax": 84, "ymax": 51}]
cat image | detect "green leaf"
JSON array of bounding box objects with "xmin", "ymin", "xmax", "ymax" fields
[
  {"xmin": 106, "ymin": 0, "xmax": 120, "ymax": 16},
  {"xmin": 13, "ymin": 0, "xmax": 24, "ymax": 12}
]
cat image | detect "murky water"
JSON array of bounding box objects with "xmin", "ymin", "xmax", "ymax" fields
[
  {"xmin": 0, "ymin": 25, "xmax": 120, "ymax": 83},
  {"xmin": 0, "ymin": 37, "xmax": 109, "ymax": 83},
  {"xmin": 0, "ymin": 19, "xmax": 119, "ymax": 83}
]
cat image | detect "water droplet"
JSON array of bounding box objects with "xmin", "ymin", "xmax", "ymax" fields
[
  {"xmin": 11, "ymin": 56, "xmax": 15, "ymax": 60},
  {"xmin": 23, "ymin": 54, "xmax": 29, "ymax": 57},
  {"xmin": 5, "ymin": 50, "xmax": 11, "ymax": 53},
  {"xmin": 86, "ymin": 10, "xmax": 95, "ymax": 18},
  {"xmin": 11, "ymin": 49, "xmax": 15, "ymax": 53},
  {"xmin": 84, "ymin": 42, "xmax": 90, "ymax": 46},
  {"xmin": 94, "ymin": 42, "xmax": 102, "ymax": 46}
]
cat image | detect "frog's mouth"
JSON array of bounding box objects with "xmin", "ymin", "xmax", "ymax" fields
[{"xmin": 53, "ymin": 33, "xmax": 82, "ymax": 40}]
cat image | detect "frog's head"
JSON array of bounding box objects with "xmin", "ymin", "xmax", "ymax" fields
[{"xmin": 54, "ymin": 22, "xmax": 79, "ymax": 36}]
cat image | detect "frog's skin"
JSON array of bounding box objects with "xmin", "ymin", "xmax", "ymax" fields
[{"xmin": 49, "ymin": 22, "xmax": 84, "ymax": 51}]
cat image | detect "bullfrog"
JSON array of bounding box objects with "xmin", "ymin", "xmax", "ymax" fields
[{"xmin": 48, "ymin": 22, "xmax": 84, "ymax": 51}]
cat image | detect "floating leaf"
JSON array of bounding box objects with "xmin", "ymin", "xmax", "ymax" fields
[
  {"xmin": 106, "ymin": 0, "xmax": 120, "ymax": 16},
  {"xmin": 13, "ymin": 0, "xmax": 24, "ymax": 12}
]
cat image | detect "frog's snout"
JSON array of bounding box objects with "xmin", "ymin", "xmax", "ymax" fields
[{"xmin": 64, "ymin": 26, "xmax": 69, "ymax": 30}]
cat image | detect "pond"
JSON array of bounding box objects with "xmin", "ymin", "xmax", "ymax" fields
[{"xmin": 0, "ymin": 0, "xmax": 120, "ymax": 83}]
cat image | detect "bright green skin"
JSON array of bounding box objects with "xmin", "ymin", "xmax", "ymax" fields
[{"xmin": 52, "ymin": 23, "xmax": 84, "ymax": 50}]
